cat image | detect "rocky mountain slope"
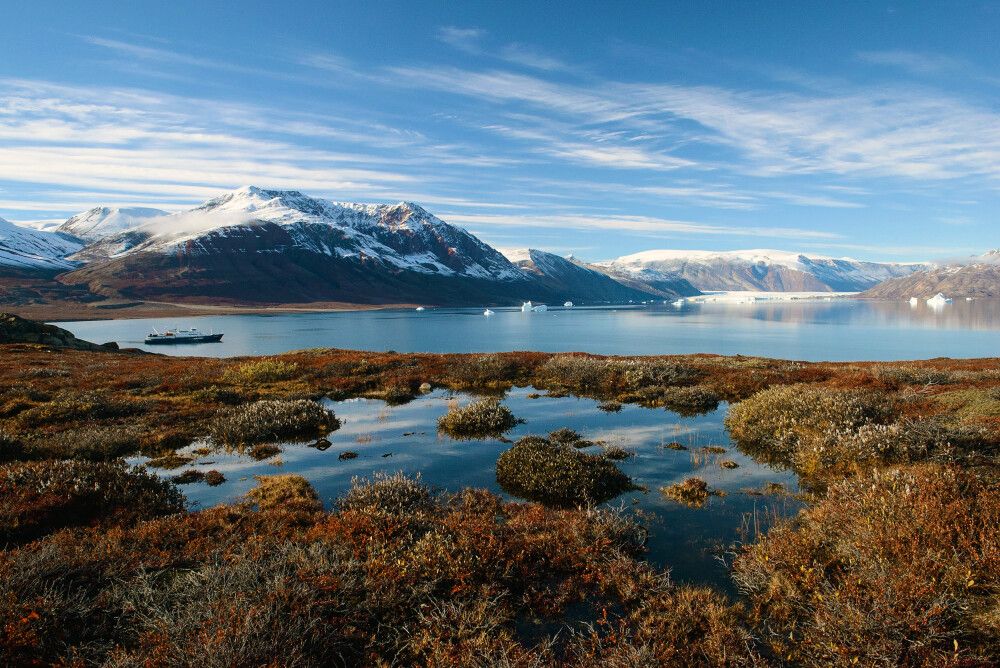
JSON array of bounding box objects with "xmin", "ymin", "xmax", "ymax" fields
[
  {"xmin": 862, "ymin": 251, "xmax": 1000, "ymax": 299},
  {"xmin": 59, "ymin": 187, "xmax": 537, "ymax": 305},
  {"xmin": 599, "ymin": 249, "xmax": 926, "ymax": 293},
  {"xmin": 505, "ymin": 248, "xmax": 696, "ymax": 302}
]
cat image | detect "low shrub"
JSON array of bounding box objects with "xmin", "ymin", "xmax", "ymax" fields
[
  {"xmin": 447, "ymin": 354, "xmax": 522, "ymax": 387},
  {"xmin": 173, "ymin": 469, "xmax": 205, "ymax": 484},
  {"xmin": 726, "ymin": 384, "xmax": 899, "ymax": 477},
  {"xmin": 15, "ymin": 391, "xmax": 141, "ymax": 428},
  {"xmin": 245, "ymin": 474, "xmax": 323, "ymax": 513},
  {"xmin": 733, "ymin": 465, "xmax": 1000, "ymax": 666},
  {"xmin": 660, "ymin": 477, "xmax": 723, "ymax": 508},
  {"xmin": 222, "ymin": 358, "xmax": 300, "ymax": 385},
  {"xmin": 21, "ymin": 423, "xmax": 144, "ymax": 461},
  {"xmin": 548, "ymin": 427, "xmax": 593, "ymax": 448},
  {"xmin": 337, "ymin": 471, "xmax": 433, "ymax": 514},
  {"xmin": 204, "ymin": 470, "xmax": 225, "ymax": 486},
  {"xmin": 598, "ymin": 400, "xmax": 622, "ymax": 413},
  {"xmin": 661, "ymin": 385, "xmax": 721, "ymax": 416},
  {"xmin": 0, "ymin": 460, "xmax": 183, "ymax": 545},
  {"xmin": 537, "ymin": 355, "xmax": 702, "ymax": 394},
  {"xmin": 210, "ymin": 399, "xmax": 339, "ymax": 446},
  {"xmin": 146, "ymin": 452, "xmax": 194, "ymax": 469},
  {"xmin": 568, "ymin": 586, "xmax": 761, "ymax": 666},
  {"xmin": 496, "ymin": 436, "xmax": 633, "ymax": 506},
  {"xmin": 602, "ymin": 444, "xmax": 633, "ymax": 460},
  {"xmin": 437, "ymin": 399, "xmax": 521, "ymax": 438},
  {"xmin": 249, "ymin": 443, "xmax": 282, "ymax": 460}
]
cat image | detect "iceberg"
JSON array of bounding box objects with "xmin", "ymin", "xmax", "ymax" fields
[
  {"xmin": 926, "ymin": 293, "xmax": 952, "ymax": 307},
  {"xmin": 415, "ymin": 306, "xmax": 425, "ymax": 311},
  {"xmin": 909, "ymin": 297, "xmax": 919, "ymax": 306},
  {"xmin": 563, "ymin": 301, "xmax": 574, "ymax": 308},
  {"xmin": 521, "ymin": 301, "xmax": 533, "ymax": 312},
  {"xmin": 532, "ymin": 304, "xmax": 548, "ymax": 312},
  {"xmin": 483, "ymin": 309, "xmax": 495, "ymax": 316},
  {"xmin": 671, "ymin": 299, "xmax": 685, "ymax": 307}
]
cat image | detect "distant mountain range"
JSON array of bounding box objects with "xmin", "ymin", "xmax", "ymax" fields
[
  {"xmin": 861, "ymin": 251, "xmax": 1000, "ymax": 299},
  {"xmin": 0, "ymin": 186, "xmax": 959, "ymax": 307},
  {"xmin": 599, "ymin": 249, "xmax": 928, "ymax": 293}
]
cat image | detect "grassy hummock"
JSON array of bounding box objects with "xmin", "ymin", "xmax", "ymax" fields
[
  {"xmin": 210, "ymin": 399, "xmax": 339, "ymax": 447},
  {"xmin": 660, "ymin": 477, "xmax": 724, "ymax": 508},
  {"xmin": 436, "ymin": 398, "xmax": 521, "ymax": 438},
  {"xmin": 496, "ymin": 435, "xmax": 633, "ymax": 506}
]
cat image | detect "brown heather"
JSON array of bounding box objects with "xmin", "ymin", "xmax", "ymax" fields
[{"xmin": 2, "ymin": 337, "xmax": 1000, "ymax": 665}]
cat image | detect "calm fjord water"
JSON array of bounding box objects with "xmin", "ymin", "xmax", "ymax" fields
[{"xmin": 59, "ymin": 299, "xmax": 1000, "ymax": 361}]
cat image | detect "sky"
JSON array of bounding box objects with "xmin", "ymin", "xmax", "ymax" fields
[{"xmin": 1, "ymin": 0, "xmax": 998, "ymax": 262}]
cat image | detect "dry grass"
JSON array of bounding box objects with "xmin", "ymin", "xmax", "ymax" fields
[
  {"xmin": 660, "ymin": 477, "xmax": 724, "ymax": 508},
  {"xmin": 733, "ymin": 465, "xmax": 1000, "ymax": 666},
  {"xmin": 245, "ymin": 474, "xmax": 323, "ymax": 513}
]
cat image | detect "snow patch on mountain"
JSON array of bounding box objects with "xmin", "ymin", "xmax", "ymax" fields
[
  {"xmin": 57, "ymin": 207, "xmax": 169, "ymax": 241},
  {"xmin": 599, "ymin": 249, "xmax": 928, "ymax": 292},
  {"xmin": 75, "ymin": 186, "xmax": 525, "ymax": 281},
  {"xmin": 0, "ymin": 217, "xmax": 84, "ymax": 271}
]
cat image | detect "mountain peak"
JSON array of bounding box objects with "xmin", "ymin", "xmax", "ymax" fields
[{"xmin": 57, "ymin": 206, "xmax": 168, "ymax": 241}]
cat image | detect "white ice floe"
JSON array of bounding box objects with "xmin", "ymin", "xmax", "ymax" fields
[
  {"xmin": 563, "ymin": 301, "xmax": 573, "ymax": 307},
  {"xmin": 415, "ymin": 306, "xmax": 425, "ymax": 311},
  {"xmin": 521, "ymin": 301, "xmax": 533, "ymax": 312},
  {"xmin": 926, "ymin": 293, "xmax": 953, "ymax": 307},
  {"xmin": 532, "ymin": 304, "xmax": 548, "ymax": 312},
  {"xmin": 483, "ymin": 309, "xmax": 495, "ymax": 316}
]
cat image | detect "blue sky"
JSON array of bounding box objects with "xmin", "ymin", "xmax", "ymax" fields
[{"xmin": 1, "ymin": 0, "xmax": 998, "ymax": 261}]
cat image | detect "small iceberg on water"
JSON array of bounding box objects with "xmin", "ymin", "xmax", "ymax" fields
[
  {"xmin": 909, "ymin": 297, "xmax": 919, "ymax": 306},
  {"xmin": 483, "ymin": 309, "xmax": 495, "ymax": 316},
  {"xmin": 521, "ymin": 301, "xmax": 533, "ymax": 312},
  {"xmin": 926, "ymin": 293, "xmax": 953, "ymax": 307},
  {"xmin": 671, "ymin": 299, "xmax": 685, "ymax": 307},
  {"xmin": 532, "ymin": 304, "xmax": 548, "ymax": 312},
  {"xmin": 563, "ymin": 301, "xmax": 574, "ymax": 308},
  {"xmin": 415, "ymin": 306, "xmax": 425, "ymax": 311}
]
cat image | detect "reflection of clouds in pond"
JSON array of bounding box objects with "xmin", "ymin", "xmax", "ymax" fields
[{"xmin": 132, "ymin": 387, "xmax": 802, "ymax": 592}]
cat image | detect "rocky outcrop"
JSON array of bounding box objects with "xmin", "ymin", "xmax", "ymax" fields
[{"xmin": 0, "ymin": 313, "xmax": 118, "ymax": 350}]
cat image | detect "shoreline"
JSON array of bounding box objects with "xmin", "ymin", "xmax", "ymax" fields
[{"xmin": 4, "ymin": 299, "xmax": 422, "ymax": 323}]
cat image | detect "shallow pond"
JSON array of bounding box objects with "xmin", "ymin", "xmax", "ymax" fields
[{"xmin": 136, "ymin": 387, "xmax": 802, "ymax": 592}]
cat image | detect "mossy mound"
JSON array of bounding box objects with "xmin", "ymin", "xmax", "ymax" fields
[
  {"xmin": 437, "ymin": 399, "xmax": 521, "ymax": 439},
  {"xmin": 496, "ymin": 435, "xmax": 633, "ymax": 507}
]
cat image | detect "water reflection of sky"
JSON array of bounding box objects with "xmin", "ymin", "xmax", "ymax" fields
[
  {"xmin": 60, "ymin": 299, "xmax": 1000, "ymax": 361},
  {"xmin": 133, "ymin": 388, "xmax": 802, "ymax": 592}
]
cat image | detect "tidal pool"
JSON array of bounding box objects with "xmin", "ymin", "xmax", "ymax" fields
[{"xmin": 137, "ymin": 387, "xmax": 802, "ymax": 592}]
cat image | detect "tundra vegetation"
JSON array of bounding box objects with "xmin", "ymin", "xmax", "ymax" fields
[
  {"xmin": 496, "ymin": 435, "xmax": 634, "ymax": 506},
  {"xmin": 436, "ymin": 397, "xmax": 521, "ymax": 438},
  {"xmin": 1, "ymin": 332, "xmax": 999, "ymax": 665}
]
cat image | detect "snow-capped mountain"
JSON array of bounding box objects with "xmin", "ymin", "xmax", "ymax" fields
[
  {"xmin": 599, "ymin": 249, "xmax": 927, "ymax": 293},
  {"xmin": 0, "ymin": 217, "xmax": 84, "ymax": 273},
  {"xmin": 57, "ymin": 207, "xmax": 168, "ymax": 241},
  {"xmin": 862, "ymin": 250, "xmax": 1000, "ymax": 299},
  {"xmin": 504, "ymin": 248, "xmax": 698, "ymax": 301},
  {"xmin": 59, "ymin": 187, "xmax": 537, "ymax": 304}
]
